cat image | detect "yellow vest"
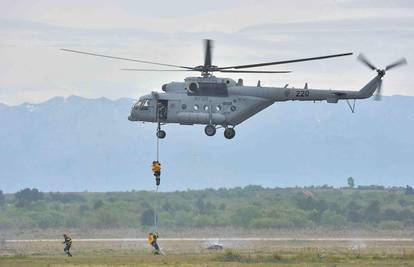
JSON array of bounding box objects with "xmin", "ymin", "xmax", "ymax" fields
[
  {"xmin": 148, "ymin": 234, "xmax": 156, "ymax": 244},
  {"xmin": 152, "ymin": 163, "xmax": 161, "ymax": 173}
]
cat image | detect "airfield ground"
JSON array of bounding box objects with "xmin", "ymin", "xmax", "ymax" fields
[{"xmin": 1, "ymin": 235, "xmax": 413, "ymax": 266}]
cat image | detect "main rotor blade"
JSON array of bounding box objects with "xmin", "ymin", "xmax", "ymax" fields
[
  {"xmin": 218, "ymin": 52, "xmax": 353, "ymax": 70},
  {"xmin": 385, "ymin": 58, "xmax": 407, "ymax": 71},
  {"xmin": 121, "ymin": 68, "xmax": 198, "ymax": 72},
  {"xmin": 357, "ymin": 54, "xmax": 377, "ymax": 71},
  {"xmin": 61, "ymin": 49, "xmax": 195, "ymax": 70},
  {"xmin": 204, "ymin": 39, "xmax": 212, "ymax": 68},
  {"xmin": 219, "ymin": 70, "xmax": 291, "ymax": 73}
]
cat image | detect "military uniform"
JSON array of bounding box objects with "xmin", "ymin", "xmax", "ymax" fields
[
  {"xmin": 63, "ymin": 234, "xmax": 73, "ymax": 257},
  {"xmin": 151, "ymin": 162, "xmax": 161, "ymax": 186}
]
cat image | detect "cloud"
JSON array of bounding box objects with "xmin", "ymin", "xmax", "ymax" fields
[
  {"xmin": 338, "ymin": 0, "xmax": 414, "ymax": 9},
  {"xmin": 0, "ymin": 1, "xmax": 413, "ymax": 104}
]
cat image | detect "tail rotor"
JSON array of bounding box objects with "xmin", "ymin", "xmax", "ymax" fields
[
  {"xmin": 357, "ymin": 54, "xmax": 377, "ymax": 71},
  {"xmin": 357, "ymin": 54, "xmax": 407, "ymax": 101},
  {"xmin": 385, "ymin": 58, "xmax": 408, "ymax": 71}
]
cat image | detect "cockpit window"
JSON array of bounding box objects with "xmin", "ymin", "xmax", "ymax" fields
[
  {"xmin": 134, "ymin": 99, "xmax": 150, "ymax": 110},
  {"xmin": 141, "ymin": 99, "xmax": 149, "ymax": 110},
  {"xmin": 134, "ymin": 101, "xmax": 142, "ymax": 109}
]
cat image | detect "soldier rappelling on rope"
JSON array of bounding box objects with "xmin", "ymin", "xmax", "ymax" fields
[
  {"xmin": 147, "ymin": 231, "xmax": 161, "ymax": 255},
  {"xmin": 152, "ymin": 161, "xmax": 161, "ymax": 186}
]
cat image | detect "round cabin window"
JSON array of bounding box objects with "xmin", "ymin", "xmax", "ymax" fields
[
  {"xmin": 204, "ymin": 105, "xmax": 209, "ymax": 111},
  {"xmin": 216, "ymin": 105, "xmax": 222, "ymax": 112},
  {"xmin": 194, "ymin": 104, "xmax": 199, "ymax": 111},
  {"xmin": 189, "ymin": 82, "xmax": 198, "ymax": 93},
  {"xmin": 181, "ymin": 104, "xmax": 187, "ymax": 110},
  {"xmin": 231, "ymin": 105, "xmax": 237, "ymax": 112}
]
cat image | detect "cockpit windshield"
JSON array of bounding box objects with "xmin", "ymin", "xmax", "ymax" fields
[{"xmin": 134, "ymin": 99, "xmax": 150, "ymax": 110}]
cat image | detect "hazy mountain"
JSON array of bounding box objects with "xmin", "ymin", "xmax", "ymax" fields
[{"xmin": 1, "ymin": 95, "xmax": 413, "ymax": 192}]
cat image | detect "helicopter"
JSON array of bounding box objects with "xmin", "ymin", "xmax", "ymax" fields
[{"xmin": 62, "ymin": 40, "xmax": 407, "ymax": 139}]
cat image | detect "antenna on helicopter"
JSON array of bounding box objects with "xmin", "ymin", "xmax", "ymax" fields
[{"xmin": 61, "ymin": 40, "xmax": 353, "ymax": 77}]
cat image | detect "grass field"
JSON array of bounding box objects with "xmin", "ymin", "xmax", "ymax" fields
[{"xmin": 1, "ymin": 239, "xmax": 414, "ymax": 266}]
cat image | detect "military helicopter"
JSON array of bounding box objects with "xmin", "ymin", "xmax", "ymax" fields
[{"xmin": 62, "ymin": 40, "xmax": 407, "ymax": 139}]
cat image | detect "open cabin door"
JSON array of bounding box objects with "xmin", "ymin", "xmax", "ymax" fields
[{"xmin": 157, "ymin": 100, "xmax": 168, "ymax": 121}]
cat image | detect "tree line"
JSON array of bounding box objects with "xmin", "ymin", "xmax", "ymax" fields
[{"xmin": 0, "ymin": 185, "xmax": 413, "ymax": 230}]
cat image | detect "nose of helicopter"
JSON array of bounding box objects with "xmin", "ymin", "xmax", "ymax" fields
[
  {"xmin": 128, "ymin": 104, "xmax": 139, "ymax": 121},
  {"xmin": 128, "ymin": 110, "xmax": 139, "ymax": 121}
]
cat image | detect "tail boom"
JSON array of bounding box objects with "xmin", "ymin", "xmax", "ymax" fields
[{"xmin": 229, "ymin": 75, "xmax": 382, "ymax": 103}]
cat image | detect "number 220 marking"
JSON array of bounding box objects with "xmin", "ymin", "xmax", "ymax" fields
[{"xmin": 296, "ymin": 90, "xmax": 310, "ymax": 97}]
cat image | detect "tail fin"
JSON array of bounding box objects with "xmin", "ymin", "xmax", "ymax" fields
[{"xmin": 358, "ymin": 76, "xmax": 382, "ymax": 99}]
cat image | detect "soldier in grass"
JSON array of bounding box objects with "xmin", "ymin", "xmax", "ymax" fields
[{"xmin": 62, "ymin": 233, "xmax": 73, "ymax": 257}]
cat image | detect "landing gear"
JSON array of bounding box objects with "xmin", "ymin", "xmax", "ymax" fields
[
  {"xmin": 155, "ymin": 100, "xmax": 167, "ymax": 139},
  {"xmin": 224, "ymin": 127, "xmax": 236, "ymax": 139},
  {"xmin": 156, "ymin": 120, "xmax": 166, "ymax": 139},
  {"xmin": 156, "ymin": 130, "xmax": 166, "ymax": 139},
  {"xmin": 204, "ymin": 125, "xmax": 216, "ymax": 136}
]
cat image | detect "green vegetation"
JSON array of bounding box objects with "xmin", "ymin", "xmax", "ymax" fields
[
  {"xmin": 0, "ymin": 190, "xmax": 4, "ymax": 207},
  {"xmin": 1, "ymin": 185, "xmax": 414, "ymax": 230}
]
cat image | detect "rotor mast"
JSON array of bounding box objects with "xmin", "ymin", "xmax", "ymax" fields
[{"xmin": 197, "ymin": 39, "xmax": 215, "ymax": 77}]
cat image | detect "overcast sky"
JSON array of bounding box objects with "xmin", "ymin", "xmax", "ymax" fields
[{"xmin": 1, "ymin": 0, "xmax": 413, "ymax": 105}]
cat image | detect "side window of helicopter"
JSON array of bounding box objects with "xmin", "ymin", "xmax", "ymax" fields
[
  {"xmin": 187, "ymin": 82, "xmax": 199, "ymax": 95},
  {"xmin": 193, "ymin": 104, "xmax": 199, "ymax": 111},
  {"xmin": 188, "ymin": 82, "xmax": 229, "ymax": 97},
  {"xmin": 203, "ymin": 105, "xmax": 209, "ymax": 112}
]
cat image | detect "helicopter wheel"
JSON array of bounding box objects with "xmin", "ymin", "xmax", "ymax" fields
[
  {"xmin": 156, "ymin": 130, "xmax": 166, "ymax": 139},
  {"xmin": 224, "ymin": 127, "xmax": 235, "ymax": 139},
  {"xmin": 204, "ymin": 125, "xmax": 216, "ymax": 136}
]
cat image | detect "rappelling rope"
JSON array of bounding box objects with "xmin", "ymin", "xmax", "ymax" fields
[
  {"xmin": 156, "ymin": 133, "xmax": 160, "ymax": 162},
  {"xmin": 154, "ymin": 136, "xmax": 159, "ymax": 231},
  {"xmin": 154, "ymin": 108, "xmax": 160, "ymax": 232},
  {"xmin": 154, "ymin": 184, "xmax": 158, "ymax": 231}
]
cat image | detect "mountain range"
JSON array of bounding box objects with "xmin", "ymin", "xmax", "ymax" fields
[{"xmin": 1, "ymin": 95, "xmax": 413, "ymax": 192}]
